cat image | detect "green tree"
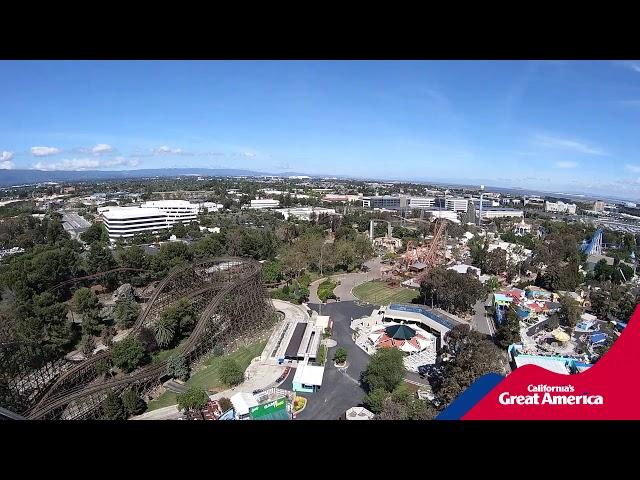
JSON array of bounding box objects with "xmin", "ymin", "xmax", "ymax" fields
[
  {"xmin": 361, "ymin": 347, "xmax": 405, "ymax": 393},
  {"xmin": 218, "ymin": 359, "xmax": 244, "ymax": 387},
  {"xmin": 111, "ymin": 336, "xmax": 147, "ymax": 373},
  {"xmin": 485, "ymin": 248, "xmax": 508, "ymax": 275},
  {"xmin": 102, "ymin": 390, "xmax": 125, "ymax": 420},
  {"xmin": 113, "ymin": 299, "xmax": 140, "ymax": 328},
  {"xmin": 167, "ymin": 354, "xmax": 190, "ymax": 381},
  {"xmin": 420, "ymin": 266, "xmax": 485, "ymax": 315},
  {"xmin": 177, "ymin": 386, "xmax": 209, "ymax": 413},
  {"xmin": 485, "ymin": 277, "xmax": 502, "ymax": 292},
  {"xmin": 558, "ymin": 294, "xmax": 582, "ymax": 330},
  {"xmin": 154, "ymin": 314, "xmax": 178, "ymax": 349},
  {"xmin": 431, "ymin": 324, "xmax": 505, "ymax": 406},
  {"xmin": 262, "ymin": 259, "xmax": 284, "ymax": 283},
  {"xmin": 72, "ymin": 287, "xmax": 99, "ymax": 315},
  {"xmin": 87, "ymin": 241, "xmax": 118, "ymax": 274},
  {"xmin": 80, "ymin": 334, "xmax": 96, "ymax": 356},
  {"xmin": 218, "ymin": 397, "xmax": 233, "ymax": 412},
  {"xmin": 495, "ymin": 307, "xmax": 521, "ymax": 349},
  {"xmin": 333, "ymin": 347, "xmax": 348, "ymax": 364},
  {"xmin": 364, "ymin": 387, "xmax": 389, "ymax": 413},
  {"xmin": 122, "ymin": 389, "xmax": 146, "ymax": 417},
  {"xmin": 80, "ymin": 223, "xmax": 108, "ymax": 244},
  {"xmin": 376, "ymin": 398, "xmax": 409, "ymax": 420}
]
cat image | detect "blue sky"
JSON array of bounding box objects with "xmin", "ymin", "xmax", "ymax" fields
[{"xmin": 2, "ymin": 60, "xmax": 640, "ymax": 197}]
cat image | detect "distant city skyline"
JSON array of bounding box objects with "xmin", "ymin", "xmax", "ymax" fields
[{"xmin": 2, "ymin": 60, "xmax": 640, "ymax": 197}]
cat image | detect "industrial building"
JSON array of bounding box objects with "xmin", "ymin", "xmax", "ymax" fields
[{"xmin": 544, "ymin": 201, "xmax": 577, "ymax": 215}]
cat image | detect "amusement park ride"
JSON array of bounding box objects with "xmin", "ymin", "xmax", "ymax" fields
[{"xmin": 382, "ymin": 218, "xmax": 449, "ymax": 287}]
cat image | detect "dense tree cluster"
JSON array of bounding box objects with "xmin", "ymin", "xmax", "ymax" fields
[
  {"xmin": 430, "ymin": 325, "xmax": 506, "ymax": 406},
  {"xmin": 361, "ymin": 348, "xmax": 437, "ymax": 420},
  {"xmin": 495, "ymin": 307, "xmax": 521, "ymax": 349},
  {"xmin": 419, "ymin": 266, "xmax": 485, "ymax": 315}
]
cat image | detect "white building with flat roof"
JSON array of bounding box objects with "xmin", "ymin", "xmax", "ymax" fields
[
  {"xmin": 141, "ymin": 200, "xmax": 199, "ymax": 223},
  {"xmin": 480, "ymin": 208, "xmax": 524, "ymax": 219},
  {"xmin": 102, "ymin": 207, "xmax": 170, "ymax": 240},
  {"xmin": 100, "ymin": 200, "xmax": 200, "ymax": 240},
  {"xmin": 545, "ymin": 201, "xmax": 576, "ymax": 215},
  {"xmin": 275, "ymin": 207, "xmax": 337, "ymax": 221},
  {"xmin": 250, "ymin": 199, "xmax": 280, "ymax": 209},
  {"xmin": 408, "ymin": 197, "xmax": 436, "ymax": 209}
]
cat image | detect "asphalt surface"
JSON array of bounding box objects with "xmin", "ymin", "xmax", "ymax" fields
[
  {"xmin": 472, "ymin": 297, "xmax": 495, "ymax": 337},
  {"xmin": 293, "ymin": 301, "xmax": 375, "ymax": 420}
]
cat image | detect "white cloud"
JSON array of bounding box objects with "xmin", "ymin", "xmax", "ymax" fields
[
  {"xmin": 235, "ymin": 151, "xmax": 257, "ymax": 158},
  {"xmin": 92, "ymin": 143, "xmax": 114, "ymax": 154},
  {"xmin": 533, "ymin": 133, "xmax": 607, "ymax": 156},
  {"xmin": 0, "ymin": 161, "xmax": 14, "ymax": 169},
  {"xmin": 555, "ymin": 161, "xmax": 578, "ymax": 169},
  {"xmin": 625, "ymin": 164, "xmax": 640, "ymax": 173},
  {"xmin": 1, "ymin": 151, "xmax": 14, "ymax": 162},
  {"xmin": 32, "ymin": 156, "xmax": 137, "ymax": 171},
  {"xmin": 31, "ymin": 146, "xmax": 61, "ymax": 157},
  {"xmin": 622, "ymin": 61, "xmax": 640, "ymax": 73},
  {"xmin": 153, "ymin": 145, "xmax": 184, "ymax": 155}
]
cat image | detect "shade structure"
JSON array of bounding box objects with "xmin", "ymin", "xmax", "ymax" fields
[
  {"xmin": 551, "ymin": 328, "xmax": 570, "ymax": 342},
  {"xmin": 384, "ymin": 324, "xmax": 416, "ymax": 340}
]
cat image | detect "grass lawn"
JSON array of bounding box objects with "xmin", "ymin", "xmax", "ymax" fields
[
  {"xmin": 145, "ymin": 340, "xmax": 267, "ymax": 412},
  {"xmin": 352, "ymin": 280, "xmax": 419, "ymax": 306},
  {"xmin": 151, "ymin": 337, "xmax": 189, "ymax": 364}
]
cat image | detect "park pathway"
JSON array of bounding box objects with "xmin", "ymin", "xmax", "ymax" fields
[{"xmin": 308, "ymin": 257, "xmax": 383, "ymax": 303}]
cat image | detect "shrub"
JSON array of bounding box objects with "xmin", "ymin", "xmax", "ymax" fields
[{"xmin": 218, "ymin": 359, "xmax": 244, "ymax": 387}]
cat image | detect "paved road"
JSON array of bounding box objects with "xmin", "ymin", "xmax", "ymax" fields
[
  {"xmin": 472, "ymin": 297, "xmax": 495, "ymax": 336},
  {"xmin": 293, "ymin": 301, "xmax": 375, "ymax": 419},
  {"xmin": 309, "ymin": 257, "xmax": 383, "ymax": 303}
]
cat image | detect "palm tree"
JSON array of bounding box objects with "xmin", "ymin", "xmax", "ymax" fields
[{"xmin": 154, "ymin": 316, "xmax": 176, "ymax": 349}]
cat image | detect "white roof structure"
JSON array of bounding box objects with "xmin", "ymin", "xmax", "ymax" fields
[
  {"xmin": 141, "ymin": 200, "xmax": 195, "ymax": 209},
  {"xmin": 293, "ymin": 362, "xmax": 325, "ymax": 387},
  {"xmin": 345, "ymin": 407, "xmax": 375, "ymax": 420},
  {"xmin": 448, "ymin": 264, "xmax": 481, "ymax": 276},
  {"xmin": 230, "ymin": 392, "xmax": 259, "ymax": 416},
  {"xmin": 101, "ymin": 206, "xmax": 164, "ymax": 220},
  {"xmin": 513, "ymin": 356, "xmax": 572, "ymax": 375},
  {"xmin": 315, "ymin": 315, "xmax": 331, "ymax": 329}
]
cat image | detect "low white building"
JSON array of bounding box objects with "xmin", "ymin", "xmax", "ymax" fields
[
  {"xmin": 199, "ymin": 202, "xmax": 224, "ymax": 212},
  {"xmin": 545, "ymin": 201, "xmax": 577, "ymax": 215},
  {"xmin": 275, "ymin": 207, "xmax": 337, "ymax": 221},
  {"xmin": 423, "ymin": 209, "xmax": 460, "ymax": 223},
  {"xmin": 249, "ymin": 199, "xmax": 280, "ymax": 209},
  {"xmin": 230, "ymin": 392, "xmax": 259, "ymax": 420},
  {"xmin": 479, "ymin": 208, "xmax": 524, "ymax": 219},
  {"xmin": 448, "ymin": 264, "xmax": 481, "ymax": 276}
]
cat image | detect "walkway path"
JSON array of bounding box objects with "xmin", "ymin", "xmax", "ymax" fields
[
  {"xmin": 309, "ymin": 257, "xmax": 383, "ymax": 303},
  {"xmin": 133, "ymin": 299, "xmax": 305, "ymax": 421}
]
